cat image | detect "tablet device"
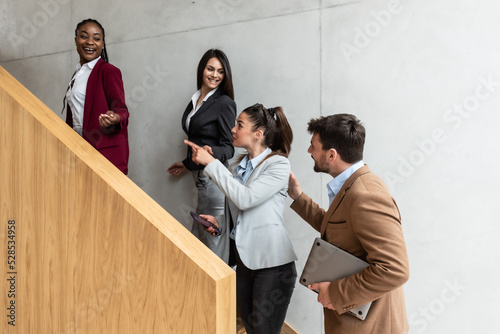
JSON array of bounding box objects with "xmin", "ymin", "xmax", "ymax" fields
[
  {"xmin": 190, "ymin": 211, "xmax": 221, "ymax": 236},
  {"xmin": 300, "ymin": 237, "xmax": 372, "ymax": 320}
]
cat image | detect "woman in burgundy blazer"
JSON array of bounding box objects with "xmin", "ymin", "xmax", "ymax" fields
[{"xmin": 65, "ymin": 19, "xmax": 129, "ymax": 174}]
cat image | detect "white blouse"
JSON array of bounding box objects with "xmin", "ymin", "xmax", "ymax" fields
[
  {"xmin": 185, "ymin": 86, "xmax": 219, "ymax": 130},
  {"xmin": 66, "ymin": 57, "xmax": 100, "ymax": 135}
]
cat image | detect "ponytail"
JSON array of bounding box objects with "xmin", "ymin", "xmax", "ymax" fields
[
  {"xmin": 265, "ymin": 106, "xmax": 293, "ymax": 157},
  {"xmin": 242, "ymin": 103, "xmax": 293, "ymax": 158}
]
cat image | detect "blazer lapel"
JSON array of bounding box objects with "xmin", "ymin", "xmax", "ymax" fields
[
  {"xmin": 187, "ymin": 88, "xmax": 222, "ymax": 132},
  {"xmin": 320, "ymin": 165, "xmax": 371, "ymax": 237},
  {"xmin": 192, "ymin": 97, "xmax": 216, "ymax": 120},
  {"xmin": 243, "ymin": 155, "xmax": 268, "ymax": 185},
  {"xmin": 181, "ymin": 101, "xmax": 193, "ymax": 134},
  {"xmin": 83, "ymin": 58, "xmax": 103, "ymax": 130}
]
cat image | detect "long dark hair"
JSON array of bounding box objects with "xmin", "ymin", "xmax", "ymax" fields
[
  {"xmin": 196, "ymin": 49, "xmax": 234, "ymax": 100},
  {"xmin": 242, "ymin": 103, "xmax": 293, "ymax": 159},
  {"xmin": 74, "ymin": 18, "xmax": 109, "ymax": 62}
]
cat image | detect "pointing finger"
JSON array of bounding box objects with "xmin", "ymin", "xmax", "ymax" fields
[{"xmin": 184, "ymin": 140, "xmax": 201, "ymax": 150}]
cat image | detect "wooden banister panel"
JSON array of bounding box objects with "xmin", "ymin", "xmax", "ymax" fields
[{"xmin": 0, "ymin": 66, "xmax": 235, "ymax": 333}]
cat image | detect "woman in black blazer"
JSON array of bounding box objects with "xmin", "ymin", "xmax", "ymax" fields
[{"xmin": 168, "ymin": 49, "xmax": 236, "ymax": 262}]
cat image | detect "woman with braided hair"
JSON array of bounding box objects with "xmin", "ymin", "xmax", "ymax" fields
[
  {"xmin": 185, "ymin": 103, "xmax": 297, "ymax": 334},
  {"xmin": 64, "ymin": 18, "xmax": 130, "ymax": 174}
]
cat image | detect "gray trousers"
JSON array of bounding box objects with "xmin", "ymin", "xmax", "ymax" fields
[{"xmin": 190, "ymin": 170, "xmax": 229, "ymax": 263}]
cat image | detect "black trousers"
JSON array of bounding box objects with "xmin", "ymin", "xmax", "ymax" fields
[{"xmin": 235, "ymin": 250, "xmax": 296, "ymax": 334}]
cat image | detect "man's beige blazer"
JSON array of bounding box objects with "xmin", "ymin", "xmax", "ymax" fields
[{"xmin": 291, "ymin": 165, "xmax": 410, "ymax": 333}]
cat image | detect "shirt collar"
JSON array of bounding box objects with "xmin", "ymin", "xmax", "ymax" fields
[
  {"xmin": 238, "ymin": 147, "xmax": 272, "ymax": 171},
  {"xmin": 75, "ymin": 56, "xmax": 101, "ymax": 72},
  {"xmin": 191, "ymin": 86, "xmax": 219, "ymax": 104},
  {"xmin": 327, "ymin": 160, "xmax": 364, "ymax": 205}
]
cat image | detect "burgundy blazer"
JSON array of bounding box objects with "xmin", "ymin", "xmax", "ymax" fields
[
  {"xmin": 66, "ymin": 59, "xmax": 129, "ymax": 174},
  {"xmin": 291, "ymin": 165, "xmax": 410, "ymax": 333}
]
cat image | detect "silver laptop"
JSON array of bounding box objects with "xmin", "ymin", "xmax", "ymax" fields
[{"xmin": 300, "ymin": 237, "xmax": 372, "ymax": 320}]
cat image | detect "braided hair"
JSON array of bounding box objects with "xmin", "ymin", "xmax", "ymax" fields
[
  {"xmin": 62, "ymin": 19, "xmax": 108, "ymax": 114},
  {"xmin": 75, "ymin": 18, "xmax": 109, "ymax": 62}
]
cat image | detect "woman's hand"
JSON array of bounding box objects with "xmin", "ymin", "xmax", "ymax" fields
[
  {"xmin": 199, "ymin": 214, "xmax": 220, "ymax": 236},
  {"xmin": 202, "ymin": 145, "xmax": 213, "ymax": 155},
  {"xmin": 184, "ymin": 140, "xmax": 215, "ymax": 166},
  {"xmin": 99, "ymin": 110, "xmax": 121, "ymax": 128},
  {"xmin": 167, "ymin": 162, "xmax": 186, "ymax": 176}
]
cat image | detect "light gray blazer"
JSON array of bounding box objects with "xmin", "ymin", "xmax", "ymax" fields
[{"xmin": 203, "ymin": 154, "xmax": 297, "ymax": 270}]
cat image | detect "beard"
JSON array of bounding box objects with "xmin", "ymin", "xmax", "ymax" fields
[
  {"xmin": 313, "ymin": 164, "xmax": 328, "ymax": 173},
  {"xmin": 312, "ymin": 157, "xmax": 329, "ymax": 174}
]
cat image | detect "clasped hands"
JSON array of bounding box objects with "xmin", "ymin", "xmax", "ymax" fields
[{"xmin": 99, "ymin": 110, "xmax": 121, "ymax": 129}]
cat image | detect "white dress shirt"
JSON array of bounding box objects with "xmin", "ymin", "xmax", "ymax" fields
[
  {"xmin": 185, "ymin": 87, "xmax": 219, "ymax": 129},
  {"xmin": 66, "ymin": 57, "xmax": 100, "ymax": 135}
]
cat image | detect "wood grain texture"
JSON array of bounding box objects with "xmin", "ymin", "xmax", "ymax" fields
[
  {"xmin": 281, "ymin": 322, "xmax": 300, "ymax": 334},
  {"xmin": 0, "ymin": 66, "xmax": 235, "ymax": 333}
]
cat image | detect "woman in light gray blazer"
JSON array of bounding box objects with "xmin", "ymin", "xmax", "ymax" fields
[{"xmin": 185, "ymin": 103, "xmax": 297, "ymax": 334}]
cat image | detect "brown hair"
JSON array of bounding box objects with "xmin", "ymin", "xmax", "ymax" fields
[
  {"xmin": 242, "ymin": 103, "xmax": 293, "ymax": 159},
  {"xmin": 307, "ymin": 114, "xmax": 365, "ymax": 163}
]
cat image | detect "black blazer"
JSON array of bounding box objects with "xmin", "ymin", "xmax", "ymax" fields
[{"xmin": 181, "ymin": 88, "xmax": 237, "ymax": 171}]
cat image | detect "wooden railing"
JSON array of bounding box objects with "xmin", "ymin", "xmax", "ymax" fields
[{"xmin": 0, "ymin": 66, "xmax": 235, "ymax": 333}]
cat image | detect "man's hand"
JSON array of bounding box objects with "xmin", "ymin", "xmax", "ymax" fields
[
  {"xmin": 288, "ymin": 171, "xmax": 303, "ymax": 200},
  {"xmin": 309, "ymin": 282, "xmax": 335, "ymax": 310}
]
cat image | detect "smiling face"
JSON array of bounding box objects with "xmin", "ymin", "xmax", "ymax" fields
[
  {"xmin": 201, "ymin": 57, "xmax": 225, "ymax": 93},
  {"xmin": 308, "ymin": 133, "xmax": 330, "ymax": 174},
  {"xmin": 75, "ymin": 22, "xmax": 104, "ymax": 65}
]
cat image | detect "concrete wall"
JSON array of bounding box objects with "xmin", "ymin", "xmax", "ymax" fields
[{"xmin": 1, "ymin": 0, "xmax": 499, "ymax": 333}]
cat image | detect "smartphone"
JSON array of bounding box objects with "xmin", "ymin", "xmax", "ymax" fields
[{"xmin": 190, "ymin": 211, "xmax": 221, "ymax": 236}]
